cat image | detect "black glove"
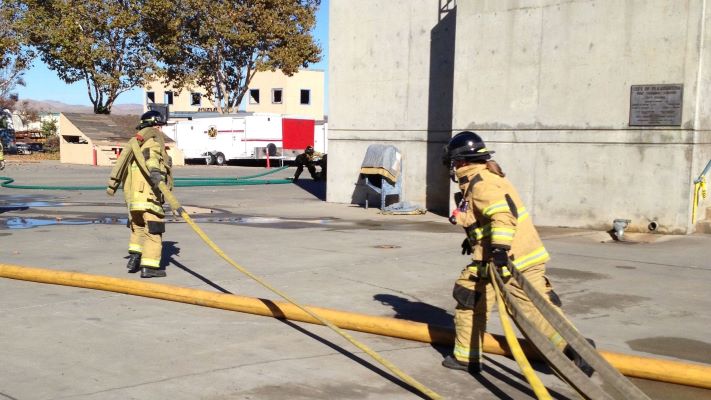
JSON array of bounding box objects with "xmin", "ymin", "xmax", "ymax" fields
[
  {"xmin": 490, "ymin": 246, "xmax": 509, "ymax": 269},
  {"xmin": 149, "ymin": 169, "xmax": 163, "ymax": 188},
  {"xmin": 461, "ymin": 238, "xmax": 472, "ymax": 255}
]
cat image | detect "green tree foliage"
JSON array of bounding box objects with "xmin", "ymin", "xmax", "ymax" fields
[
  {"xmin": 20, "ymin": 0, "xmax": 157, "ymax": 114},
  {"xmin": 40, "ymin": 118, "xmax": 58, "ymax": 138},
  {"xmin": 0, "ymin": 0, "xmax": 33, "ymax": 108},
  {"xmin": 144, "ymin": 0, "xmax": 322, "ymax": 113}
]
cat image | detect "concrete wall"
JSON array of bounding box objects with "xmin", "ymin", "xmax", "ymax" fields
[
  {"xmin": 329, "ymin": 0, "xmax": 710, "ymax": 233},
  {"xmin": 328, "ymin": 0, "xmax": 454, "ymax": 214}
]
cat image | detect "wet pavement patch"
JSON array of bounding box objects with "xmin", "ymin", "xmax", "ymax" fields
[
  {"xmin": 3, "ymin": 217, "xmax": 129, "ymax": 229},
  {"xmin": 627, "ymin": 336, "xmax": 711, "ymax": 364},
  {"xmin": 0, "ymin": 215, "xmax": 337, "ymax": 230},
  {"xmin": 373, "ymin": 244, "xmax": 401, "ymax": 249},
  {"xmin": 562, "ymin": 291, "xmax": 649, "ymax": 315},
  {"xmin": 547, "ymin": 267, "xmax": 610, "ymax": 281}
]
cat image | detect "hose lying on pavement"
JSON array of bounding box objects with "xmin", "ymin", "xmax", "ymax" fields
[
  {"xmin": 489, "ymin": 264, "xmax": 553, "ymax": 400},
  {"xmin": 491, "ymin": 265, "xmax": 614, "ymax": 400},
  {"xmin": 2, "ymin": 263, "xmax": 711, "ymax": 391},
  {"xmin": 127, "ymin": 141, "xmax": 444, "ymax": 400},
  {"xmin": 0, "ymin": 165, "xmax": 292, "ymax": 190},
  {"xmin": 508, "ymin": 262, "xmax": 651, "ymax": 400}
]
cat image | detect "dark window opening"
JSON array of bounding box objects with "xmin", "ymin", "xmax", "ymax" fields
[
  {"xmin": 249, "ymin": 89, "xmax": 260, "ymax": 104},
  {"xmin": 272, "ymin": 89, "xmax": 283, "ymax": 104},
  {"xmin": 190, "ymin": 93, "xmax": 201, "ymax": 106},
  {"xmin": 300, "ymin": 89, "xmax": 311, "ymax": 105},
  {"xmin": 164, "ymin": 92, "xmax": 174, "ymax": 105},
  {"xmin": 146, "ymin": 91, "xmax": 155, "ymax": 103}
]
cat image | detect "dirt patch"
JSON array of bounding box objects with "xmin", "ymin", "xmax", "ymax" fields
[{"xmin": 5, "ymin": 153, "xmax": 60, "ymax": 162}]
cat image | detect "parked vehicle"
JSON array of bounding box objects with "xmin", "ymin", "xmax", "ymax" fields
[
  {"xmin": 164, "ymin": 113, "xmax": 327, "ymax": 165},
  {"xmin": 14, "ymin": 142, "xmax": 32, "ymax": 155},
  {"xmin": 27, "ymin": 143, "xmax": 44, "ymax": 152}
]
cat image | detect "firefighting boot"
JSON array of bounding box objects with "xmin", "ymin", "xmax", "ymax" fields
[
  {"xmin": 126, "ymin": 253, "xmax": 141, "ymax": 273},
  {"xmin": 140, "ymin": 267, "xmax": 166, "ymax": 278},
  {"xmin": 441, "ymin": 355, "xmax": 481, "ymax": 373}
]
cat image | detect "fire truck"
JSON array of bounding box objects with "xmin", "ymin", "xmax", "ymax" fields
[{"xmin": 164, "ymin": 113, "xmax": 327, "ymax": 165}]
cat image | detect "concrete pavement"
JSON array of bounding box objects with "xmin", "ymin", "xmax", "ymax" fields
[{"xmin": 1, "ymin": 161, "xmax": 710, "ymax": 400}]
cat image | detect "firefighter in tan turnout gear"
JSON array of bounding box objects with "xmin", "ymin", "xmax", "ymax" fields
[
  {"xmin": 107, "ymin": 110, "xmax": 172, "ymax": 278},
  {"xmin": 291, "ymin": 145, "xmax": 324, "ymax": 181},
  {"xmin": 0, "ymin": 140, "xmax": 5, "ymax": 171},
  {"xmin": 441, "ymin": 131, "xmax": 592, "ymax": 375}
]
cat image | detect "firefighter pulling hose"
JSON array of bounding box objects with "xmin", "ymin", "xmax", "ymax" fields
[
  {"xmin": 443, "ymin": 131, "xmax": 652, "ymax": 399},
  {"xmin": 105, "ymin": 113, "xmax": 443, "ymax": 399}
]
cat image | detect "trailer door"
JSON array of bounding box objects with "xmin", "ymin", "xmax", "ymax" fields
[{"xmin": 231, "ymin": 118, "xmax": 247, "ymax": 158}]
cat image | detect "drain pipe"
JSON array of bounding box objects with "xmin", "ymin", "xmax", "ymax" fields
[{"xmin": 1, "ymin": 262, "xmax": 711, "ymax": 390}]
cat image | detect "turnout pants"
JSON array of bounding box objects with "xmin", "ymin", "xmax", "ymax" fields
[
  {"xmin": 294, "ymin": 163, "xmax": 319, "ymax": 180},
  {"xmin": 128, "ymin": 210, "xmax": 164, "ymax": 269},
  {"xmin": 453, "ymin": 263, "xmax": 565, "ymax": 364}
]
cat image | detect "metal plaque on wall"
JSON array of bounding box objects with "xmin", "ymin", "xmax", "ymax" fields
[{"xmin": 629, "ymin": 84, "xmax": 683, "ymax": 126}]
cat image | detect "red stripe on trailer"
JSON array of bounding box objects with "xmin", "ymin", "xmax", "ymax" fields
[{"xmin": 244, "ymin": 138, "xmax": 282, "ymax": 142}]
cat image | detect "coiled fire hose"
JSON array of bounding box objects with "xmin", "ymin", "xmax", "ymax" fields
[{"xmin": 124, "ymin": 141, "xmax": 442, "ymax": 399}]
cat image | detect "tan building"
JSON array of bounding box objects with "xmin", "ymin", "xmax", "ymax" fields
[
  {"xmin": 143, "ymin": 69, "xmax": 325, "ymax": 120},
  {"xmin": 143, "ymin": 81, "xmax": 217, "ymax": 114},
  {"xmin": 245, "ymin": 69, "xmax": 325, "ymax": 120},
  {"xmin": 59, "ymin": 113, "xmax": 184, "ymax": 166}
]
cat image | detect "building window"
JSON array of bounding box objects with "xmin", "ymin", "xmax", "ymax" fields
[
  {"xmin": 164, "ymin": 91, "xmax": 174, "ymax": 105},
  {"xmin": 190, "ymin": 93, "xmax": 201, "ymax": 106},
  {"xmin": 146, "ymin": 91, "xmax": 155, "ymax": 103},
  {"xmin": 300, "ymin": 89, "xmax": 311, "ymax": 105},
  {"xmin": 249, "ymin": 89, "xmax": 260, "ymax": 104},
  {"xmin": 272, "ymin": 88, "xmax": 283, "ymax": 104}
]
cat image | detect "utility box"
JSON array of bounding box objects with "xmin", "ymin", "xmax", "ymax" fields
[{"xmin": 359, "ymin": 144, "xmax": 403, "ymax": 210}]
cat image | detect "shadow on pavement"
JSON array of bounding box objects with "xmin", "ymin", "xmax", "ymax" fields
[
  {"xmin": 292, "ymin": 179, "xmax": 326, "ymax": 201},
  {"xmin": 162, "ymin": 241, "xmax": 232, "ymax": 294},
  {"xmin": 374, "ymin": 293, "xmax": 454, "ymax": 359}
]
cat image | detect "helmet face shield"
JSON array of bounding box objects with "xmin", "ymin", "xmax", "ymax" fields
[{"xmin": 445, "ymin": 131, "xmax": 493, "ymax": 163}]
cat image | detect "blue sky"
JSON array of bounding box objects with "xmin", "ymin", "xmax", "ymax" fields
[{"xmin": 16, "ymin": 0, "xmax": 329, "ymax": 107}]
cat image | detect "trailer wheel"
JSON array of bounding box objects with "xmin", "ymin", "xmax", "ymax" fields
[
  {"xmin": 215, "ymin": 152, "xmax": 226, "ymax": 166},
  {"xmin": 266, "ymin": 143, "xmax": 277, "ymax": 157},
  {"xmin": 205, "ymin": 154, "xmax": 216, "ymax": 165}
]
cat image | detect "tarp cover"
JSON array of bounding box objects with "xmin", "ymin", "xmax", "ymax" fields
[{"xmin": 359, "ymin": 144, "xmax": 402, "ymax": 183}]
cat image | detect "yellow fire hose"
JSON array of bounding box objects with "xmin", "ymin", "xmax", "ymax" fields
[
  {"xmin": 490, "ymin": 264, "xmax": 552, "ymax": 399},
  {"xmin": 124, "ymin": 141, "xmax": 443, "ymax": 399},
  {"xmin": 2, "ymin": 263, "xmax": 711, "ymax": 391},
  {"xmin": 691, "ymin": 177, "xmax": 707, "ymax": 223}
]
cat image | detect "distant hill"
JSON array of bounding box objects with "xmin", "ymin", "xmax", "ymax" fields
[{"xmin": 19, "ymin": 99, "xmax": 143, "ymax": 115}]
